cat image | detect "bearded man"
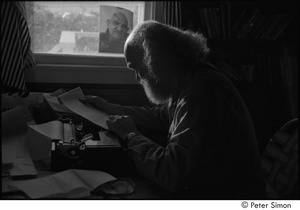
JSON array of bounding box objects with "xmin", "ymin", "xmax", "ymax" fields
[{"xmin": 80, "ymin": 20, "xmax": 266, "ymax": 199}]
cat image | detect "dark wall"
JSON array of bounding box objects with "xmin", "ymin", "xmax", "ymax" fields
[{"xmin": 180, "ymin": 1, "xmax": 297, "ymax": 153}]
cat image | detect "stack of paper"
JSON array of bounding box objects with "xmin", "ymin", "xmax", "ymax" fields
[
  {"xmin": 8, "ymin": 169, "xmax": 117, "ymax": 198},
  {"xmin": 1, "ymin": 106, "xmax": 37, "ymax": 179},
  {"xmin": 43, "ymin": 88, "xmax": 73, "ymax": 113},
  {"xmin": 58, "ymin": 87, "xmax": 109, "ymax": 130}
]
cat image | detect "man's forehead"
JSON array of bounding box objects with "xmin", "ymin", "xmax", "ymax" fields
[{"xmin": 111, "ymin": 13, "xmax": 128, "ymax": 24}]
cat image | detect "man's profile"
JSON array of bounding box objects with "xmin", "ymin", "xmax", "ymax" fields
[
  {"xmin": 82, "ymin": 20, "xmax": 267, "ymax": 199},
  {"xmin": 99, "ymin": 10, "xmax": 130, "ymax": 53}
]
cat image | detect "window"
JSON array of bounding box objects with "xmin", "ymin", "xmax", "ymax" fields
[
  {"xmin": 25, "ymin": 1, "xmax": 163, "ymax": 84},
  {"xmin": 27, "ymin": 1, "xmax": 145, "ymax": 55}
]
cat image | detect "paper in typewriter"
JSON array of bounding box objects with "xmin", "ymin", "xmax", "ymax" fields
[
  {"xmin": 27, "ymin": 121, "xmax": 64, "ymax": 160},
  {"xmin": 58, "ymin": 87, "xmax": 109, "ymax": 130},
  {"xmin": 43, "ymin": 89, "xmax": 73, "ymax": 113},
  {"xmin": 85, "ymin": 131, "xmax": 121, "ymax": 147}
]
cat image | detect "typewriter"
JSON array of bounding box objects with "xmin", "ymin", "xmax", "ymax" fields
[{"xmin": 28, "ymin": 90, "xmax": 135, "ymax": 174}]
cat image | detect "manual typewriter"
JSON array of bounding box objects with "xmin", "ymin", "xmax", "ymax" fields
[{"xmin": 28, "ymin": 92, "xmax": 135, "ymax": 174}]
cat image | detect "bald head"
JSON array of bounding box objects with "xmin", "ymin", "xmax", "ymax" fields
[
  {"xmin": 107, "ymin": 12, "xmax": 129, "ymax": 40},
  {"xmin": 124, "ymin": 20, "xmax": 210, "ymax": 104},
  {"xmin": 124, "ymin": 21, "xmax": 162, "ymax": 75},
  {"xmin": 124, "ymin": 20, "xmax": 210, "ymax": 77},
  {"xmin": 112, "ymin": 12, "xmax": 128, "ymax": 26}
]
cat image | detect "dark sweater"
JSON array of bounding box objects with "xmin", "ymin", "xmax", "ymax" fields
[{"xmin": 122, "ymin": 65, "xmax": 266, "ymax": 199}]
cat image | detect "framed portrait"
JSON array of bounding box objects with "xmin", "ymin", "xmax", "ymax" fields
[{"xmin": 99, "ymin": 5, "xmax": 133, "ymax": 53}]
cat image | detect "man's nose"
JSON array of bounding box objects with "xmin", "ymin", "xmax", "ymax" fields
[{"xmin": 116, "ymin": 24, "xmax": 122, "ymax": 31}]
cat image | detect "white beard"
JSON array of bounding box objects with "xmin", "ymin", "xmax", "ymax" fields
[{"xmin": 140, "ymin": 79, "xmax": 169, "ymax": 105}]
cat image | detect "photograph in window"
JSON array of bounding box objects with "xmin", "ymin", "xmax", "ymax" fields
[{"xmin": 99, "ymin": 5, "xmax": 133, "ymax": 53}]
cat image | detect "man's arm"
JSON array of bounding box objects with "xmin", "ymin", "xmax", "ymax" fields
[
  {"xmin": 124, "ymin": 98, "xmax": 204, "ymax": 193},
  {"xmin": 122, "ymin": 105, "xmax": 169, "ymax": 140},
  {"xmin": 79, "ymin": 95, "xmax": 170, "ymax": 145}
]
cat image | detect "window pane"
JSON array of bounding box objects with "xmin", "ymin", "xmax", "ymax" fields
[{"xmin": 26, "ymin": 1, "xmax": 145, "ymax": 56}]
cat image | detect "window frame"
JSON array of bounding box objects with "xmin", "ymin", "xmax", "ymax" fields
[{"xmin": 25, "ymin": 1, "xmax": 164, "ymax": 85}]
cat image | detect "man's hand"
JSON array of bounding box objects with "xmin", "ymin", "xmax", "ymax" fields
[
  {"xmin": 106, "ymin": 115, "xmax": 138, "ymax": 141},
  {"xmin": 79, "ymin": 95, "xmax": 123, "ymax": 115}
]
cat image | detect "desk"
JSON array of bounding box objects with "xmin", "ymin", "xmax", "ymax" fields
[
  {"xmin": 2, "ymin": 159, "xmax": 173, "ymax": 200},
  {"xmin": 1, "ymin": 92, "xmax": 172, "ymax": 200},
  {"xmin": 2, "ymin": 168, "xmax": 172, "ymax": 199}
]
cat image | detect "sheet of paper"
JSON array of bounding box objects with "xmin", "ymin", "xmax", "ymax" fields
[
  {"xmin": 58, "ymin": 87, "xmax": 109, "ymax": 130},
  {"xmin": 15, "ymin": 133, "xmax": 32, "ymax": 158},
  {"xmin": 8, "ymin": 169, "xmax": 116, "ymax": 199},
  {"xmin": 9, "ymin": 134, "xmax": 37, "ymax": 178},
  {"xmin": 2, "ymin": 106, "xmax": 28, "ymax": 167},
  {"xmin": 2, "ymin": 106, "xmax": 37, "ymax": 177},
  {"xmin": 8, "ymin": 174, "xmax": 68, "ymax": 198},
  {"xmin": 2, "ymin": 106, "xmax": 28, "ymax": 136},
  {"xmin": 1, "ymin": 138, "xmax": 16, "ymax": 168},
  {"xmin": 9, "ymin": 157, "xmax": 37, "ymax": 179},
  {"xmin": 43, "ymin": 92, "xmax": 73, "ymax": 113},
  {"xmin": 85, "ymin": 131, "xmax": 121, "ymax": 147},
  {"xmin": 27, "ymin": 121, "xmax": 63, "ymax": 160},
  {"xmin": 28, "ymin": 120, "xmax": 64, "ymax": 140}
]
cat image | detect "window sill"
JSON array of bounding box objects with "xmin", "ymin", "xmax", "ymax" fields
[{"xmin": 24, "ymin": 64, "xmax": 138, "ymax": 84}]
